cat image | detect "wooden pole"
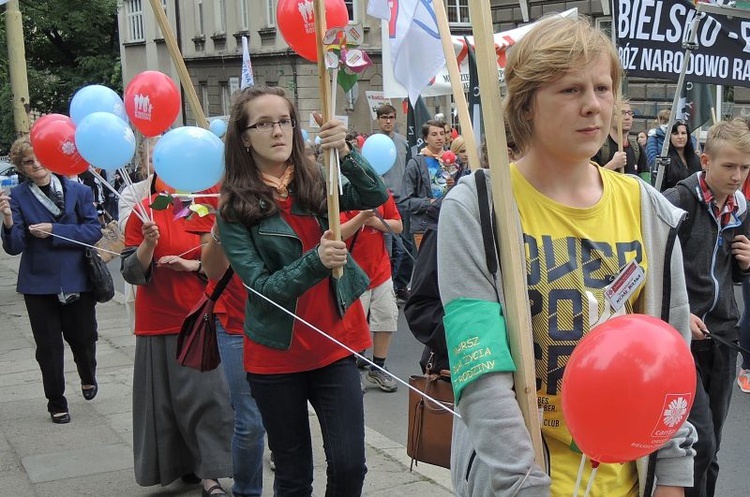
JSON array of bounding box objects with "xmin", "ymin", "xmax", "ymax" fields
[
  {"xmin": 432, "ymin": 0, "xmax": 479, "ymax": 171},
  {"xmin": 313, "ymin": 0, "xmax": 343, "ymax": 279},
  {"xmin": 147, "ymin": 0, "xmax": 208, "ymax": 129},
  {"xmin": 467, "ymin": 0, "xmax": 545, "ymax": 470},
  {"xmin": 5, "ymin": 0, "xmax": 30, "ymax": 135}
]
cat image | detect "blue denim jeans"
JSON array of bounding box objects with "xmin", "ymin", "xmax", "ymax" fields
[
  {"xmin": 216, "ymin": 320, "xmax": 265, "ymax": 497},
  {"xmin": 738, "ymin": 279, "xmax": 750, "ymax": 370},
  {"xmin": 248, "ymin": 356, "xmax": 367, "ymax": 497}
]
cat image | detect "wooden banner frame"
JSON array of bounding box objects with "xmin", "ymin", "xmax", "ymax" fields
[
  {"xmin": 314, "ymin": 0, "xmax": 343, "ymax": 279},
  {"xmin": 147, "ymin": 0, "xmax": 208, "ymax": 129},
  {"xmin": 466, "ymin": 0, "xmax": 546, "ymax": 469}
]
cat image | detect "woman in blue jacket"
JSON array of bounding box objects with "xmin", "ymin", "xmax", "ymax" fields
[{"xmin": 0, "ymin": 137, "xmax": 102, "ymax": 424}]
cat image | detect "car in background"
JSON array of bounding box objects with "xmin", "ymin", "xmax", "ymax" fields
[{"xmin": 0, "ymin": 161, "xmax": 20, "ymax": 192}]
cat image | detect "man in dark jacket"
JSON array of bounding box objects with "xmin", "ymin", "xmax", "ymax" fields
[{"xmin": 664, "ymin": 119, "xmax": 750, "ymax": 497}]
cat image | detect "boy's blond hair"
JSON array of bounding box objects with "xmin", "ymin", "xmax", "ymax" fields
[
  {"xmin": 703, "ymin": 119, "xmax": 750, "ymax": 157},
  {"xmin": 503, "ymin": 15, "xmax": 621, "ymax": 154}
]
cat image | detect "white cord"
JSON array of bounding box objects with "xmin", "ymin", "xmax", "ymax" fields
[
  {"xmin": 582, "ymin": 465, "xmax": 599, "ymax": 497},
  {"xmin": 242, "ymin": 280, "xmax": 461, "ymax": 418},
  {"xmin": 27, "ymin": 228, "xmax": 121, "ymax": 256},
  {"xmin": 573, "ymin": 453, "xmax": 586, "ymax": 497}
]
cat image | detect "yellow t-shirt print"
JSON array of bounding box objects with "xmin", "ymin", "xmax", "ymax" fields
[{"xmin": 511, "ymin": 164, "xmax": 647, "ymax": 497}]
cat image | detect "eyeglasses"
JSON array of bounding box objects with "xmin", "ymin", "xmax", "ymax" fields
[
  {"xmin": 245, "ymin": 118, "xmax": 296, "ymax": 133},
  {"xmin": 621, "ymin": 110, "xmax": 634, "ymax": 116},
  {"xmin": 378, "ymin": 115, "xmax": 395, "ymax": 121}
]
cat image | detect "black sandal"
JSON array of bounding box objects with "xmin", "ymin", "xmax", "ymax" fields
[
  {"xmin": 50, "ymin": 412, "xmax": 71, "ymax": 424},
  {"xmin": 201, "ymin": 481, "xmax": 227, "ymax": 497},
  {"xmin": 82, "ymin": 384, "xmax": 98, "ymax": 401}
]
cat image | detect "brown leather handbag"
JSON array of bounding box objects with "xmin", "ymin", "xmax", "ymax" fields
[{"xmin": 407, "ymin": 369, "xmax": 454, "ymax": 469}]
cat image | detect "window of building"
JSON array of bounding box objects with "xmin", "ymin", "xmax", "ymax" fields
[
  {"xmin": 215, "ymin": 0, "xmax": 226, "ymax": 34},
  {"xmin": 266, "ymin": 0, "xmax": 276, "ymax": 28},
  {"xmin": 221, "ymin": 83, "xmax": 231, "ymax": 116},
  {"xmin": 240, "ymin": 0, "xmax": 249, "ymax": 30},
  {"xmin": 343, "ymin": 0, "xmax": 356, "ymax": 21},
  {"xmin": 156, "ymin": 0, "xmax": 168, "ymax": 38},
  {"xmin": 446, "ymin": 0, "xmax": 470, "ymax": 25},
  {"xmin": 596, "ymin": 17, "xmax": 612, "ymax": 40},
  {"xmin": 196, "ymin": 0, "xmax": 204, "ymax": 35},
  {"xmin": 125, "ymin": 0, "xmax": 145, "ymax": 42},
  {"xmin": 200, "ymin": 82, "xmax": 210, "ymax": 116}
]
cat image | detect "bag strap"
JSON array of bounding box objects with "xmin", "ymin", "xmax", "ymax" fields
[
  {"xmin": 475, "ymin": 169, "xmax": 499, "ymax": 276},
  {"xmin": 209, "ymin": 266, "xmax": 235, "ymax": 301}
]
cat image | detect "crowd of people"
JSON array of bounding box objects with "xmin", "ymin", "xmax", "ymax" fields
[{"xmin": 3, "ymin": 12, "xmax": 750, "ymax": 497}]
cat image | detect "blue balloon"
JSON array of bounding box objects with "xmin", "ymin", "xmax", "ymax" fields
[
  {"xmin": 153, "ymin": 126, "xmax": 224, "ymax": 192},
  {"xmin": 75, "ymin": 112, "xmax": 136, "ymax": 171},
  {"xmin": 209, "ymin": 118, "xmax": 227, "ymax": 138},
  {"xmin": 70, "ymin": 85, "xmax": 128, "ymax": 125},
  {"xmin": 301, "ymin": 129, "xmax": 309, "ymax": 141},
  {"xmin": 361, "ymin": 134, "xmax": 397, "ymax": 175}
]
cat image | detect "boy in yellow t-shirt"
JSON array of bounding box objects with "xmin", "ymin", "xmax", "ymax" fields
[{"xmin": 437, "ymin": 16, "xmax": 696, "ymax": 497}]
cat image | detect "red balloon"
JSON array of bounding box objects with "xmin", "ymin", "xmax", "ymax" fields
[
  {"xmin": 276, "ymin": 0, "xmax": 349, "ymax": 62},
  {"xmin": 356, "ymin": 135, "xmax": 365, "ymax": 149},
  {"xmin": 30, "ymin": 114, "xmax": 69, "ymax": 145},
  {"xmin": 124, "ymin": 71, "xmax": 180, "ymax": 137},
  {"xmin": 30, "ymin": 116, "xmax": 89, "ymax": 175},
  {"xmin": 561, "ymin": 314, "xmax": 696, "ymax": 463}
]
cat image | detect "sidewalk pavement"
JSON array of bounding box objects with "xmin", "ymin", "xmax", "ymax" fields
[{"xmin": 0, "ymin": 251, "xmax": 453, "ymax": 496}]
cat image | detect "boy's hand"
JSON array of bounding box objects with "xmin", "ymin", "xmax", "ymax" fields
[
  {"xmin": 732, "ymin": 235, "xmax": 750, "ymax": 271},
  {"xmin": 689, "ymin": 313, "xmax": 709, "ymax": 341}
]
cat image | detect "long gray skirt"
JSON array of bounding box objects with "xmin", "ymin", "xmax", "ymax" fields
[{"xmin": 133, "ymin": 334, "xmax": 233, "ymax": 487}]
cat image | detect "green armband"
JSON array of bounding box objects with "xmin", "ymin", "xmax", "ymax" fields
[{"xmin": 444, "ymin": 298, "xmax": 516, "ymax": 402}]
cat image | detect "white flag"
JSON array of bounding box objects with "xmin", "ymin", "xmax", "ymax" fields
[
  {"xmin": 366, "ymin": 0, "xmax": 390, "ymax": 20},
  {"xmin": 241, "ymin": 36, "xmax": 255, "ymax": 90},
  {"xmin": 368, "ymin": 0, "xmax": 445, "ymax": 105}
]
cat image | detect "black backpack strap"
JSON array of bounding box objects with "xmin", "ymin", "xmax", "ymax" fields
[
  {"xmin": 209, "ymin": 266, "xmax": 235, "ymax": 301},
  {"xmin": 475, "ymin": 169, "xmax": 498, "ymax": 277}
]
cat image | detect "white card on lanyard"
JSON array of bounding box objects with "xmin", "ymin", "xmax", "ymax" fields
[{"xmin": 604, "ymin": 259, "xmax": 645, "ymax": 312}]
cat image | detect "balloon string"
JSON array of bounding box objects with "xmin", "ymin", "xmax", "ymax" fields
[
  {"xmin": 160, "ymin": 242, "xmax": 208, "ymax": 264},
  {"xmin": 572, "ymin": 453, "xmax": 586, "ymax": 497},
  {"xmin": 329, "ymin": 68, "xmax": 343, "ymax": 196},
  {"xmin": 582, "ymin": 464, "xmax": 599, "ymax": 497},
  {"xmin": 144, "ymin": 144, "xmax": 153, "ymax": 222},
  {"xmin": 116, "ymin": 167, "xmax": 151, "ymax": 223},
  {"xmin": 241, "ymin": 281, "xmax": 461, "ymax": 419},
  {"xmin": 88, "ymin": 167, "xmax": 149, "ymax": 224},
  {"xmin": 174, "ymin": 193, "xmax": 221, "ymax": 199},
  {"xmin": 28, "ymin": 228, "xmax": 121, "ymax": 257}
]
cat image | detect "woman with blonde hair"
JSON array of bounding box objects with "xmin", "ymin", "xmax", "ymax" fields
[{"xmin": 1, "ymin": 137, "xmax": 101, "ymax": 424}]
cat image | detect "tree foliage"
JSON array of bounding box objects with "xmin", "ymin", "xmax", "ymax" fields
[{"xmin": 0, "ymin": 0, "xmax": 121, "ymax": 154}]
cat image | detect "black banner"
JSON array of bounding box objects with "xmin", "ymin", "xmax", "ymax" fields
[{"xmin": 613, "ymin": 0, "xmax": 750, "ymax": 87}]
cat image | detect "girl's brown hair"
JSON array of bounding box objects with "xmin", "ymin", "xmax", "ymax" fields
[{"xmin": 219, "ymin": 86, "xmax": 325, "ymax": 226}]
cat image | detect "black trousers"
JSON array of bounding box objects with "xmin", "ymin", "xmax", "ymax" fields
[
  {"xmin": 685, "ymin": 339, "xmax": 736, "ymax": 497},
  {"xmin": 24, "ymin": 292, "xmax": 98, "ymax": 414}
]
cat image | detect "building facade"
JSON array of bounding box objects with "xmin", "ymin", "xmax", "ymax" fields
[{"xmin": 117, "ymin": 0, "xmax": 749, "ymax": 138}]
